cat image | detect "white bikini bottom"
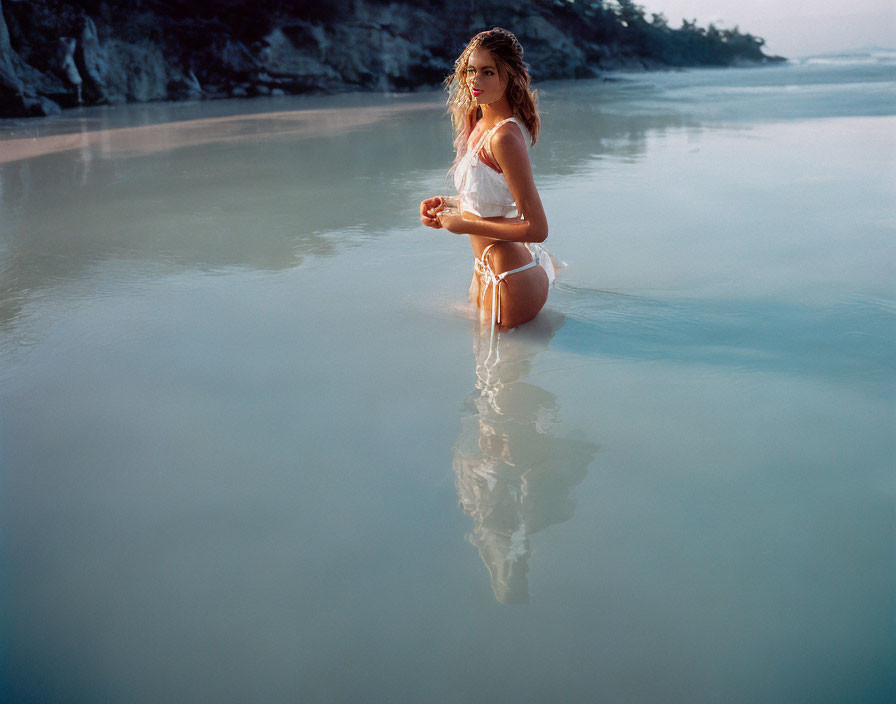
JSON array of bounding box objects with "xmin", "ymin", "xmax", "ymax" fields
[{"xmin": 473, "ymin": 242, "xmax": 558, "ymax": 369}]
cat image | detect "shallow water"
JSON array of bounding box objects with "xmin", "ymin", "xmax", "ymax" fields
[{"xmin": 2, "ymin": 57, "xmax": 894, "ymax": 702}]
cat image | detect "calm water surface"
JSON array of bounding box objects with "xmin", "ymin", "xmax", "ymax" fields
[{"xmin": 2, "ymin": 56, "xmax": 894, "ymax": 702}]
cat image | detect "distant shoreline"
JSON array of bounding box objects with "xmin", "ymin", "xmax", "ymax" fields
[{"xmin": 4, "ymin": 52, "xmax": 895, "ymax": 134}]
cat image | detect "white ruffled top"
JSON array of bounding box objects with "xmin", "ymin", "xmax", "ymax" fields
[{"xmin": 452, "ymin": 116, "xmax": 530, "ymax": 219}]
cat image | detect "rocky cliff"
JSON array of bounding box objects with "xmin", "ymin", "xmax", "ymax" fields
[{"xmin": 0, "ymin": 0, "xmax": 784, "ymax": 118}]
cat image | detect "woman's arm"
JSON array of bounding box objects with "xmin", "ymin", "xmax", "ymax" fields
[
  {"xmin": 442, "ymin": 211, "xmax": 545, "ymax": 243},
  {"xmin": 437, "ymin": 124, "xmax": 548, "ymax": 243}
]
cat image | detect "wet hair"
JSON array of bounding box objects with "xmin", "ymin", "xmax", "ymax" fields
[{"xmin": 444, "ymin": 27, "xmax": 540, "ymax": 155}]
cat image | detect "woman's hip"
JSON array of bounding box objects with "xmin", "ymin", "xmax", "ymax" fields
[{"xmin": 477, "ymin": 263, "xmax": 549, "ymax": 329}]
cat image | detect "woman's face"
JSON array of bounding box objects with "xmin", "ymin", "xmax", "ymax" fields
[{"xmin": 466, "ymin": 47, "xmax": 507, "ymax": 106}]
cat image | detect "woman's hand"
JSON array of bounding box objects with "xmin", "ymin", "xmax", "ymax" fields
[
  {"xmin": 419, "ymin": 196, "xmax": 445, "ymax": 229},
  {"xmin": 436, "ymin": 209, "xmax": 468, "ymax": 234}
]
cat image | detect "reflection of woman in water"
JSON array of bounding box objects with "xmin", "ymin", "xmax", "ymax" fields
[
  {"xmin": 419, "ymin": 28, "xmax": 557, "ymax": 340},
  {"xmin": 453, "ymin": 313, "xmax": 597, "ymax": 603}
]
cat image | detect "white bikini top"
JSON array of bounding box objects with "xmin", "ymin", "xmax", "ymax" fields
[{"xmin": 452, "ymin": 117, "xmax": 530, "ymax": 219}]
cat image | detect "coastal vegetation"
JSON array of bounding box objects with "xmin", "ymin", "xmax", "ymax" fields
[{"xmin": 0, "ymin": 0, "xmax": 784, "ymax": 118}]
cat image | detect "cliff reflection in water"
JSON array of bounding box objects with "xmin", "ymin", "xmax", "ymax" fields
[{"xmin": 453, "ymin": 312, "xmax": 598, "ymax": 604}]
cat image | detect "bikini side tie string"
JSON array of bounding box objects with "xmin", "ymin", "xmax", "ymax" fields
[{"xmin": 474, "ymin": 244, "xmax": 537, "ymax": 372}]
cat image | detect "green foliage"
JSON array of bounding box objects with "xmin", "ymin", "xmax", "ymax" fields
[{"xmin": 550, "ymin": 0, "xmax": 774, "ymax": 65}]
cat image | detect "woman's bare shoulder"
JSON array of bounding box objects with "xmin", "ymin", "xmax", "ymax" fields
[
  {"xmin": 490, "ymin": 121, "xmax": 530, "ymax": 167},
  {"xmin": 492, "ymin": 119, "xmax": 527, "ymax": 144}
]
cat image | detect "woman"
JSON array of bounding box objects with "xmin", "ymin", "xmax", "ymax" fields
[{"xmin": 419, "ymin": 28, "xmax": 554, "ymax": 338}]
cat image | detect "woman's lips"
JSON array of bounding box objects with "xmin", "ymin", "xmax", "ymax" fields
[{"xmin": 472, "ymin": 88, "xmax": 483, "ymax": 96}]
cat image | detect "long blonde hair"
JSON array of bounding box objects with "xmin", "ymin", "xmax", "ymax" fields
[{"xmin": 444, "ymin": 28, "xmax": 540, "ymax": 156}]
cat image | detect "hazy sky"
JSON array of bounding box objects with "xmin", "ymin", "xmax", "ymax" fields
[{"xmin": 637, "ymin": 0, "xmax": 896, "ymax": 57}]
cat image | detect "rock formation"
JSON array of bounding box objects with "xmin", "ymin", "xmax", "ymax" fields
[{"xmin": 0, "ymin": 0, "xmax": 784, "ymax": 118}]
